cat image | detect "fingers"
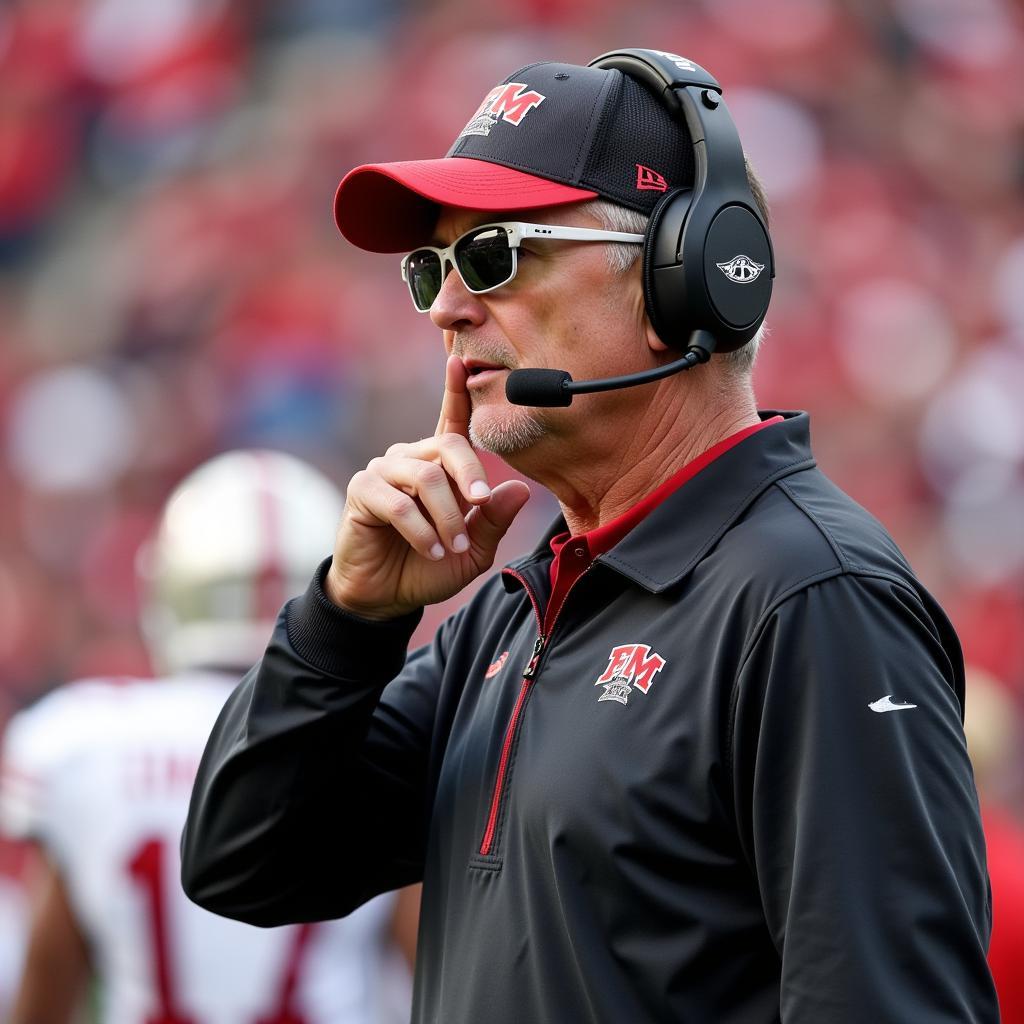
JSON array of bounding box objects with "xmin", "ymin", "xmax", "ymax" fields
[
  {"xmin": 347, "ymin": 469, "xmax": 448, "ymax": 561},
  {"xmin": 349, "ymin": 432, "xmax": 493, "ymax": 561},
  {"xmin": 464, "ymin": 481, "xmax": 531, "ymax": 558},
  {"xmin": 435, "ymin": 354, "xmax": 471, "ymax": 439},
  {"xmin": 366, "ymin": 456, "xmax": 471, "ymax": 557},
  {"xmin": 387, "ymin": 433, "xmax": 491, "ymax": 505}
]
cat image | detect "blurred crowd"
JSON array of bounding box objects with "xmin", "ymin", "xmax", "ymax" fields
[{"xmin": 1, "ymin": 0, "xmax": 1023, "ymax": 1002}]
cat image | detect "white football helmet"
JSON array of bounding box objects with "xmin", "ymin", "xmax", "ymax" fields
[{"xmin": 138, "ymin": 449, "xmax": 344, "ymax": 675}]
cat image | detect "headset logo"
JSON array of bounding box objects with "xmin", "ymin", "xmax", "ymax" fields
[
  {"xmin": 716, "ymin": 255, "xmax": 765, "ymax": 284},
  {"xmin": 654, "ymin": 51, "xmax": 697, "ymax": 73},
  {"xmin": 459, "ymin": 84, "xmax": 547, "ymax": 139}
]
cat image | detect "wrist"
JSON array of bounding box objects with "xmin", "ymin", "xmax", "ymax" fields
[
  {"xmin": 324, "ymin": 562, "xmax": 414, "ymax": 622},
  {"xmin": 283, "ymin": 559, "xmax": 423, "ymax": 680}
]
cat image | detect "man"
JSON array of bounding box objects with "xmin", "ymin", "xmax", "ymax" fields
[
  {"xmin": 182, "ymin": 53, "xmax": 998, "ymax": 1022},
  {"xmin": 1, "ymin": 450, "xmax": 417, "ymax": 1024}
]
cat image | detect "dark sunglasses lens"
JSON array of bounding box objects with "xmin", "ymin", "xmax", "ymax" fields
[
  {"xmin": 455, "ymin": 227, "xmax": 513, "ymax": 292},
  {"xmin": 406, "ymin": 250, "xmax": 443, "ymax": 310}
]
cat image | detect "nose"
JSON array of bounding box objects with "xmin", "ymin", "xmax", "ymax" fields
[{"xmin": 429, "ymin": 259, "xmax": 487, "ymax": 331}]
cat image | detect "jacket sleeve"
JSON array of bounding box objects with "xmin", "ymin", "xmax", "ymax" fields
[
  {"xmin": 181, "ymin": 560, "xmax": 452, "ymax": 927},
  {"xmin": 730, "ymin": 572, "xmax": 999, "ymax": 1023}
]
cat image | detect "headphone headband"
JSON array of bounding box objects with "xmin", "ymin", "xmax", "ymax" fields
[
  {"xmin": 587, "ymin": 47, "xmax": 774, "ymax": 355},
  {"xmin": 588, "ymin": 49, "xmax": 721, "ymax": 107}
]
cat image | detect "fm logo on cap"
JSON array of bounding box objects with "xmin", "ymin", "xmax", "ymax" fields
[{"xmin": 459, "ymin": 84, "xmax": 547, "ymax": 139}]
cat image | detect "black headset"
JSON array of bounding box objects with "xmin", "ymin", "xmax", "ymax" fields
[
  {"xmin": 588, "ymin": 48, "xmax": 774, "ymax": 356},
  {"xmin": 505, "ymin": 49, "xmax": 775, "ymax": 406}
]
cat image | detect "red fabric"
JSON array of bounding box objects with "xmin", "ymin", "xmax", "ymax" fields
[
  {"xmin": 982, "ymin": 805, "xmax": 1024, "ymax": 1023},
  {"xmin": 334, "ymin": 159, "xmax": 597, "ymax": 253},
  {"xmin": 544, "ymin": 416, "xmax": 784, "ymax": 633}
]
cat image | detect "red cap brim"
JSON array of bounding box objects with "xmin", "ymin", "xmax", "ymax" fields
[{"xmin": 333, "ymin": 157, "xmax": 598, "ymax": 253}]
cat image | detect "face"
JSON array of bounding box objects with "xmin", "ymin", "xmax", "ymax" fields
[{"xmin": 426, "ymin": 204, "xmax": 650, "ymax": 458}]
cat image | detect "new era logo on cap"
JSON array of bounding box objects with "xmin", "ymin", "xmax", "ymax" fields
[{"xmin": 636, "ymin": 164, "xmax": 668, "ymax": 192}]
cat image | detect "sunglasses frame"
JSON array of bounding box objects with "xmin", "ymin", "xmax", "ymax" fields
[{"xmin": 400, "ymin": 221, "xmax": 646, "ymax": 311}]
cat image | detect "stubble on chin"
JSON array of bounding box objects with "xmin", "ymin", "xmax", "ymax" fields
[
  {"xmin": 468, "ymin": 397, "xmax": 548, "ymax": 456},
  {"xmin": 453, "ymin": 335, "xmax": 548, "ymax": 455}
]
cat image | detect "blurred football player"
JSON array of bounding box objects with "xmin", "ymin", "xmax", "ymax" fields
[
  {"xmin": 0, "ymin": 449, "xmax": 418, "ymax": 1024},
  {"xmin": 0, "ymin": 837, "xmax": 29, "ymax": 1018}
]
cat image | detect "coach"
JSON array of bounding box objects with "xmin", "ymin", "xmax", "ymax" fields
[{"xmin": 182, "ymin": 50, "xmax": 998, "ymax": 1022}]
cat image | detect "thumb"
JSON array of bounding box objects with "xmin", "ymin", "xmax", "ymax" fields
[{"xmin": 465, "ymin": 480, "xmax": 531, "ymax": 561}]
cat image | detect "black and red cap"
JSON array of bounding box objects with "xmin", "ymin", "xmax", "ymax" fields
[{"xmin": 334, "ymin": 61, "xmax": 695, "ymax": 253}]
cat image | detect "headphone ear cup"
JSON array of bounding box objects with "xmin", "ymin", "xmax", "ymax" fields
[{"xmin": 642, "ymin": 188, "xmax": 692, "ymax": 350}]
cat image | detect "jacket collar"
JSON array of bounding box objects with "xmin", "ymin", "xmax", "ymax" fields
[{"xmin": 503, "ymin": 411, "xmax": 815, "ymax": 595}]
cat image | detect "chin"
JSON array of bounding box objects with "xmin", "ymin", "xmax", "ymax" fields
[{"xmin": 468, "ymin": 403, "xmax": 548, "ymax": 456}]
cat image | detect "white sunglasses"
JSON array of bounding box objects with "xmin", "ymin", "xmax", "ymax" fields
[{"xmin": 400, "ymin": 221, "xmax": 645, "ymax": 311}]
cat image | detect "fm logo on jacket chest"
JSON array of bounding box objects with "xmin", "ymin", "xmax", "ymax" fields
[{"xmin": 594, "ymin": 644, "xmax": 666, "ymax": 705}]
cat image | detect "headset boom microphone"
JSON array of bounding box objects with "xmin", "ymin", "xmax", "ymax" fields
[{"xmin": 505, "ymin": 331, "xmax": 714, "ymax": 407}]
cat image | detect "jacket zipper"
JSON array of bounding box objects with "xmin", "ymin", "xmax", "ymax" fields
[
  {"xmin": 478, "ymin": 633, "xmax": 543, "ymax": 856},
  {"xmin": 478, "ymin": 566, "xmax": 591, "ymax": 857}
]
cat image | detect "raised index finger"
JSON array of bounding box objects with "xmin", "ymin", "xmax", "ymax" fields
[{"xmin": 435, "ymin": 354, "xmax": 471, "ymax": 439}]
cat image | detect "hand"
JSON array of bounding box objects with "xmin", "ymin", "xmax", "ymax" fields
[{"xmin": 325, "ymin": 355, "xmax": 531, "ymax": 619}]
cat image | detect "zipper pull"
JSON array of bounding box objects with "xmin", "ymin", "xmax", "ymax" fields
[{"xmin": 522, "ymin": 635, "xmax": 545, "ymax": 679}]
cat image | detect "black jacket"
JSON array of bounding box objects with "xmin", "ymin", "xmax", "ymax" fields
[{"xmin": 182, "ymin": 412, "xmax": 998, "ymax": 1023}]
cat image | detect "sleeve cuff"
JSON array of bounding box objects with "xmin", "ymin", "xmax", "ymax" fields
[{"xmin": 284, "ymin": 558, "xmax": 424, "ymax": 679}]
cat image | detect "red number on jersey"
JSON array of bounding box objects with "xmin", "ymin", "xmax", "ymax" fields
[{"xmin": 127, "ymin": 837, "xmax": 313, "ymax": 1024}]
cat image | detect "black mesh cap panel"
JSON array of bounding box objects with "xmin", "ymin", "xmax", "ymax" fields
[{"xmin": 581, "ymin": 74, "xmax": 695, "ymax": 214}]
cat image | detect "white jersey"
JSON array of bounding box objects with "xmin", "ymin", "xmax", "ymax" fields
[
  {"xmin": 0, "ymin": 865, "xmax": 27, "ymax": 1019},
  {"xmin": 0, "ymin": 674, "xmax": 409, "ymax": 1024}
]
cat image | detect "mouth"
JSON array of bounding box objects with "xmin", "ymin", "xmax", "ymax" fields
[{"xmin": 464, "ymin": 359, "xmax": 508, "ymax": 388}]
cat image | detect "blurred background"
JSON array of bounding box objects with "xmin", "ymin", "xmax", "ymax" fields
[{"xmin": 0, "ymin": 0, "xmax": 1023, "ymax": 1015}]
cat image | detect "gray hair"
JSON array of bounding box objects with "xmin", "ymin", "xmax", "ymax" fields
[{"xmin": 582, "ymin": 157, "xmax": 770, "ymax": 376}]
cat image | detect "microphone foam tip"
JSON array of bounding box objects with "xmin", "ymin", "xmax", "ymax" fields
[{"xmin": 505, "ymin": 369, "xmax": 573, "ymax": 407}]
